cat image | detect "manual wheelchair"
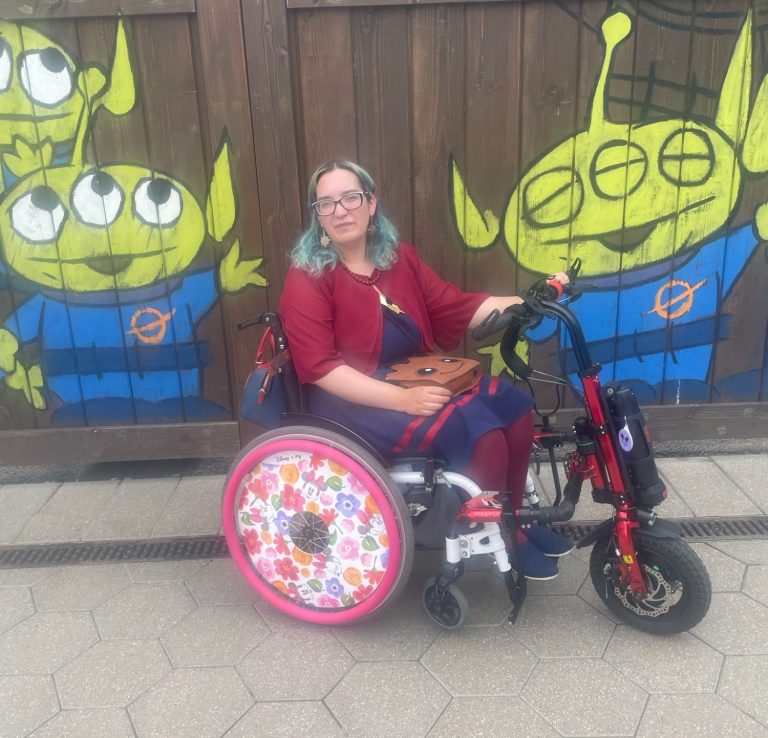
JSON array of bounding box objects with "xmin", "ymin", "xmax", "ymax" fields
[{"xmin": 222, "ymin": 270, "xmax": 712, "ymax": 634}]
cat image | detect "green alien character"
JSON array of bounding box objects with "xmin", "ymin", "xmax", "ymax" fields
[
  {"xmin": 0, "ymin": 18, "xmax": 135, "ymax": 189},
  {"xmin": 0, "ymin": 138, "xmax": 267, "ymax": 424},
  {"xmin": 452, "ymin": 9, "xmax": 768, "ymax": 402}
]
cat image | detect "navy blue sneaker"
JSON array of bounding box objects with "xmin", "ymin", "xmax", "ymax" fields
[
  {"xmin": 525, "ymin": 525, "xmax": 574, "ymax": 558},
  {"xmin": 516, "ymin": 541, "xmax": 559, "ymax": 581}
]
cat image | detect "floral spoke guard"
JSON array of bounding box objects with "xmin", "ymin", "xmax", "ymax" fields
[{"xmin": 236, "ymin": 448, "xmax": 394, "ymax": 610}]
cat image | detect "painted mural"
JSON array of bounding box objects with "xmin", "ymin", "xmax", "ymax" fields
[
  {"xmin": 0, "ymin": 19, "xmax": 266, "ymax": 426},
  {"xmin": 452, "ymin": 6, "xmax": 768, "ymax": 404}
]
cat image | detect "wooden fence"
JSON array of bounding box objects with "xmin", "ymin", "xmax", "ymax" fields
[{"xmin": 0, "ymin": 0, "xmax": 765, "ymax": 463}]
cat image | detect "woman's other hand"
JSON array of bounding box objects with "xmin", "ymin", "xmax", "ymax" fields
[
  {"xmin": 400, "ymin": 385, "xmax": 452, "ymax": 416},
  {"xmin": 551, "ymin": 271, "xmax": 570, "ymax": 285}
]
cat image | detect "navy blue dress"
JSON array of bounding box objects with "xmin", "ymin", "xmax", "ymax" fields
[{"xmin": 306, "ymin": 305, "xmax": 533, "ymax": 469}]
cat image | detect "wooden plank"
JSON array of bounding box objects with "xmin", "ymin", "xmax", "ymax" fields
[
  {"xmin": 552, "ymin": 401, "xmax": 768, "ymax": 443},
  {"xmin": 0, "ymin": 421, "xmax": 239, "ymax": 464},
  {"xmin": 129, "ymin": 14, "xmax": 235, "ymax": 419},
  {"xmin": 294, "ymin": 8, "xmax": 357, "ymax": 168},
  {"xmin": 0, "ymin": 0, "xmax": 194, "ymax": 20},
  {"xmin": 513, "ymin": 2, "xmax": 580, "ymax": 409},
  {"xmin": 351, "ymin": 5, "xmax": 412, "ymax": 242},
  {"xmin": 410, "ymin": 4, "xmax": 465, "ymax": 291},
  {"xmin": 194, "ymin": 0, "xmax": 271, "ymax": 443},
  {"xmin": 459, "ymin": 3, "xmax": 524, "ymax": 374},
  {"xmin": 288, "ymin": 0, "xmax": 521, "ymax": 8},
  {"xmin": 240, "ymin": 0, "xmax": 304, "ymax": 309}
]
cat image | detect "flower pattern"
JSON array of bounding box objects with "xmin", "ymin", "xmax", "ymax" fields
[{"xmin": 237, "ymin": 451, "xmax": 391, "ymax": 610}]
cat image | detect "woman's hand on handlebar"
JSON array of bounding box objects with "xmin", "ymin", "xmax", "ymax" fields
[{"xmin": 398, "ymin": 385, "xmax": 452, "ymax": 416}]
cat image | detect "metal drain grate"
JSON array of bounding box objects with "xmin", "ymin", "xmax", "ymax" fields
[
  {"xmin": 1, "ymin": 516, "xmax": 766, "ymax": 569},
  {"xmin": 0, "ymin": 536, "xmax": 230, "ymax": 568},
  {"xmin": 557, "ymin": 515, "xmax": 768, "ymax": 541}
]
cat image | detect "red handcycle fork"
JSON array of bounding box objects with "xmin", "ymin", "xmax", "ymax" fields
[{"xmin": 613, "ymin": 511, "xmax": 648, "ymax": 597}]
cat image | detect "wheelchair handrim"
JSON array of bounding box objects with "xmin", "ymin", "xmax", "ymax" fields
[{"xmin": 223, "ymin": 437, "xmax": 405, "ymax": 624}]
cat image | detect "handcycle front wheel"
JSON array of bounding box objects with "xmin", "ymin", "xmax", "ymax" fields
[
  {"xmin": 222, "ymin": 425, "xmax": 414, "ymax": 625},
  {"xmin": 589, "ymin": 533, "xmax": 712, "ymax": 635}
]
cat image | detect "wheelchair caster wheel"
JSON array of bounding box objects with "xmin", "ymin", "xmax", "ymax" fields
[{"xmin": 423, "ymin": 577, "xmax": 468, "ymax": 630}]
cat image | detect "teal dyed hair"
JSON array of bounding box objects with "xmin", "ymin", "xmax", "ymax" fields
[{"xmin": 290, "ymin": 160, "xmax": 399, "ymax": 275}]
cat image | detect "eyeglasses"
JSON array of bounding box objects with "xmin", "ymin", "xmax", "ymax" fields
[{"xmin": 311, "ymin": 191, "xmax": 368, "ymax": 217}]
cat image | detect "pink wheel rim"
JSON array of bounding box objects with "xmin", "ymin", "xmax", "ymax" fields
[{"xmin": 223, "ymin": 439, "xmax": 403, "ymax": 624}]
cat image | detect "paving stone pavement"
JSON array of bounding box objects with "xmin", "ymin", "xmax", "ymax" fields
[{"xmin": 0, "ymin": 454, "xmax": 767, "ymax": 737}]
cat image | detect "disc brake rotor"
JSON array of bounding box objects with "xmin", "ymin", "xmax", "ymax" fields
[{"xmin": 613, "ymin": 562, "xmax": 682, "ymax": 617}]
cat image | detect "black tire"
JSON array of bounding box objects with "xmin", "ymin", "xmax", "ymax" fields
[
  {"xmin": 423, "ymin": 577, "xmax": 469, "ymax": 630},
  {"xmin": 589, "ymin": 533, "xmax": 711, "ymax": 635}
]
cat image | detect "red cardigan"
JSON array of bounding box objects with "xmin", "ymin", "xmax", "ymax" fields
[{"xmin": 280, "ymin": 242, "xmax": 489, "ymax": 384}]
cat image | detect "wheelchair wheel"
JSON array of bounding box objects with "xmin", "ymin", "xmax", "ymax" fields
[{"xmin": 222, "ymin": 425, "xmax": 414, "ymax": 625}]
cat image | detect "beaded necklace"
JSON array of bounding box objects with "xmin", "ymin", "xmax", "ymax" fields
[
  {"xmin": 340, "ymin": 262, "xmax": 403, "ymax": 313},
  {"xmin": 340, "ymin": 262, "xmax": 381, "ymax": 285}
]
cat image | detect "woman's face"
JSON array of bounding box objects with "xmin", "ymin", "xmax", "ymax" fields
[{"xmin": 315, "ymin": 168, "xmax": 377, "ymax": 253}]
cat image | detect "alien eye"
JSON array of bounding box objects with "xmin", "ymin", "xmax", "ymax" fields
[
  {"xmin": 10, "ymin": 186, "xmax": 67, "ymax": 243},
  {"xmin": 523, "ymin": 167, "xmax": 584, "ymax": 228},
  {"xmin": 19, "ymin": 48, "xmax": 73, "ymax": 107},
  {"xmin": 0, "ymin": 40, "xmax": 11, "ymax": 92},
  {"xmin": 133, "ymin": 177, "xmax": 183, "ymax": 227},
  {"xmin": 417, "ymin": 367, "xmax": 437, "ymax": 375},
  {"xmin": 591, "ymin": 141, "xmax": 648, "ymax": 200},
  {"xmin": 659, "ymin": 129, "xmax": 714, "ymax": 187},
  {"xmin": 72, "ymin": 172, "xmax": 124, "ymax": 227},
  {"xmin": 441, "ymin": 358, "xmax": 457, "ymax": 363}
]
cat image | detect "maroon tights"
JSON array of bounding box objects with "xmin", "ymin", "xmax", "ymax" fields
[{"xmin": 461, "ymin": 410, "xmax": 534, "ymax": 507}]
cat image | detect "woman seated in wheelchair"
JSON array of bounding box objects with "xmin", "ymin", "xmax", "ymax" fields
[{"xmin": 280, "ymin": 160, "xmax": 572, "ymax": 580}]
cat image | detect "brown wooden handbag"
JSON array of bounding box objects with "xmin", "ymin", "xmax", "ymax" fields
[{"xmin": 384, "ymin": 354, "xmax": 481, "ymax": 396}]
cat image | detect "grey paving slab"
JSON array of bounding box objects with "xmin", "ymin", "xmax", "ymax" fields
[
  {"xmin": 333, "ymin": 596, "xmax": 440, "ymax": 660},
  {"xmin": 31, "ymin": 564, "xmax": 129, "ymax": 611},
  {"xmin": 636, "ymin": 694, "xmax": 768, "ymax": 737},
  {"xmin": 0, "ymin": 674, "xmax": 59, "ymax": 738},
  {"xmin": 744, "ymin": 565, "xmax": 768, "ymax": 606},
  {"xmin": 0, "ymin": 611, "xmax": 98, "ymax": 675},
  {"xmin": 603, "ymin": 625, "xmax": 723, "ymax": 693},
  {"xmin": 128, "ymin": 667, "xmax": 253, "ymax": 738},
  {"xmin": 713, "ymin": 454, "xmax": 768, "ymax": 513},
  {"xmin": 656, "ymin": 458, "xmax": 760, "ymax": 516},
  {"xmin": 125, "ymin": 560, "xmax": 207, "ymax": 582},
  {"xmin": 160, "ymin": 604, "xmax": 269, "ymax": 667},
  {"xmin": 150, "ymin": 474, "xmax": 223, "ymax": 538},
  {"xmin": 325, "ymin": 661, "xmax": 451, "ymax": 738},
  {"xmin": 185, "ymin": 558, "xmax": 259, "ymax": 606},
  {"xmin": 421, "ymin": 628, "xmax": 538, "ymax": 697},
  {"xmin": 0, "ymin": 586, "xmax": 34, "ymax": 635},
  {"xmin": 711, "ymin": 540, "xmax": 768, "ymax": 565},
  {"xmin": 0, "ymin": 482, "xmax": 58, "ymax": 544},
  {"xmin": 0, "ymin": 568, "xmax": 53, "ymax": 587},
  {"xmin": 510, "ymin": 595, "xmax": 615, "ymax": 658},
  {"xmin": 689, "ymin": 542, "xmax": 747, "ymax": 592},
  {"xmin": 237, "ymin": 628, "xmax": 353, "ymax": 701},
  {"xmin": 525, "ymin": 550, "xmax": 589, "ymax": 595},
  {"xmin": 225, "ymin": 702, "xmax": 344, "ymax": 737},
  {"xmin": 427, "ymin": 696, "xmax": 561, "ymax": 738},
  {"xmin": 718, "ymin": 655, "xmax": 768, "ymax": 727},
  {"xmin": 27, "ymin": 708, "xmax": 136, "ymax": 738},
  {"xmin": 93, "ymin": 582, "xmax": 196, "ymax": 639},
  {"xmin": 521, "ymin": 659, "xmax": 648, "ymax": 737},
  {"xmin": 55, "ymin": 639, "xmax": 171, "ymax": 709},
  {"xmin": 14, "ymin": 480, "xmax": 121, "ymax": 543},
  {"xmin": 84, "ymin": 476, "xmax": 180, "ymax": 540},
  {"xmin": 692, "ymin": 592, "xmax": 768, "ymax": 655}
]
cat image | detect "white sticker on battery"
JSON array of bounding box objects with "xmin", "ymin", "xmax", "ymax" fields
[{"xmin": 618, "ymin": 422, "xmax": 634, "ymax": 452}]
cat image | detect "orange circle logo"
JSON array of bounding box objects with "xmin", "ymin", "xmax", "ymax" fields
[
  {"xmin": 649, "ymin": 279, "xmax": 706, "ymax": 320},
  {"xmin": 127, "ymin": 307, "xmax": 176, "ymax": 344}
]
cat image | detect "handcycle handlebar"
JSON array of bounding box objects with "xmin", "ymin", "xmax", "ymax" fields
[{"xmin": 471, "ymin": 259, "xmax": 596, "ymax": 377}]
